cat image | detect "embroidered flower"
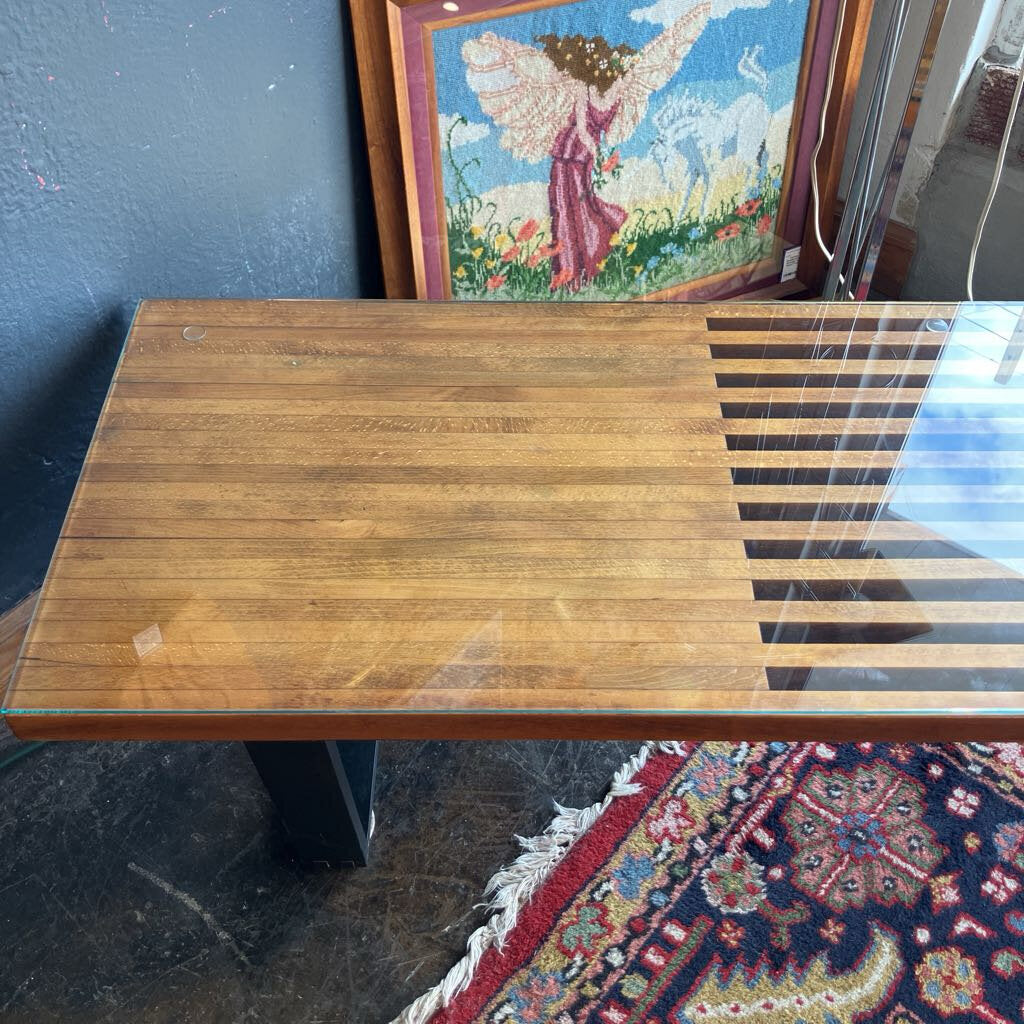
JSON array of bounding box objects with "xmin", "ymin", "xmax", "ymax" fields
[
  {"xmin": 494, "ymin": 232, "xmax": 509, "ymax": 248},
  {"xmin": 612, "ymin": 854, "xmax": 655, "ymax": 899},
  {"xmin": 550, "ymin": 267, "xmax": 574, "ymax": 289},
  {"xmin": 625, "ymin": 241, "xmax": 637, "ymax": 255},
  {"xmin": 771, "ymin": 176, "xmax": 782, "ymax": 189},
  {"xmin": 471, "ymin": 247, "xmax": 483, "ymax": 259},
  {"xmin": 981, "ymin": 865, "xmax": 1021, "ymax": 904},
  {"xmin": 994, "ymin": 822, "xmax": 1024, "ymax": 871},
  {"xmin": 734, "ymin": 198, "xmax": 762, "ymax": 217},
  {"xmin": 681, "ymin": 747, "xmax": 736, "ymax": 799},
  {"xmin": 507, "ymin": 968, "xmax": 562, "ymax": 1020},
  {"xmin": 632, "ymin": 264, "xmax": 644, "ymax": 276},
  {"xmin": 645, "ymin": 797, "xmax": 695, "ymax": 843},
  {"xmin": 783, "ymin": 761, "xmax": 944, "ymax": 912},
  {"xmin": 756, "ymin": 214, "xmax": 772, "ymax": 236},
  {"xmin": 700, "ymin": 852, "xmax": 766, "ymax": 914},
  {"xmin": 484, "ymin": 258, "xmax": 496, "ymax": 269},
  {"xmin": 646, "ymin": 255, "xmax": 660, "ymax": 270},
  {"xmin": 595, "ymin": 258, "xmax": 607, "ymax": 272},
  {"xmin": 964, "ymin": 832, "xmax": 982, "ymax": 854},
  {"xmin": 469, "ymin": 224, "xmax": 484, "ymax": 238},
  {"xmin": 514, "ymin": 218, "xmax": 539, "ymax": 243},
  {"xmin": 946, "ymin": 787, "xmax": 980, "ymax": 819},
  {"xmin": 557, "ymin": 904, "xmax": 610, "ymax": 957},
  {"xmin": 453, "ymin": 264, "xmax": 466, "ymax": 279},
  {"xmin": 915, "ymin": 948, "xmax": 984, "ymax": 1017},
  {"xmin": 485, "ymin": 273, "xmax": 506, "ymax": 290},
  {"xmin": 688, "ymin": 226, "xmax": 702, "ymax": 240},
  {"xmin": 609, "ymin": 231, "xmax": 621, "ymax": 246},
  {"xmin": 717, "ymin": 919, "xmax": 744, "ymax": 948},
  {"xmin": 601, "ymin": 150, "xmax": 620, "ymax": 174},
  {"xmin": 819, "ymin": 918, "xmax": 845, "ymax": 944},
  {"xmin": 715, "ymin": 222, "xmax": 742, "ymax": 241},
  {"xmin": 500, "ymin": 244, "xmax": 521, "ymax": 263},
  {"xmin": 930, "ymin": 872, "xmax": 962, "ymax": 912},
  {"xmin": 994, "ymin": 743, "xmax": 1024, "ymax": 779},
  {"xmin": 528, "ymin": 241, "xmax": 563, "ymax": 267}
]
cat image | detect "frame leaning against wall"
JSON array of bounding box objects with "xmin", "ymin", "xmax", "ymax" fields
[{"xmin": 350, "ymin": 0, "xmax": 876, "ymax": 300}]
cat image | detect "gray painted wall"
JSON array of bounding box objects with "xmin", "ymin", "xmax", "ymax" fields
[{"xmin": 0, "ymin": 1, "xmax": 381, "ymax": 612}]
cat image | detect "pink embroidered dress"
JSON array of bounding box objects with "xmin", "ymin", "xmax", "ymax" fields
[
  {"xmin": 461, "ymin": 3, "xmax": 711, "ymax": 292},
  {"xmin": 548, "ymin": 102, "xmax": 626, "ymax": 289}
]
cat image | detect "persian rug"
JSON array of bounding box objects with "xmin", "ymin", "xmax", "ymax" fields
[{"xmin": 395, "ymin": 741, "xmax": 1024, "ymax": 1024}]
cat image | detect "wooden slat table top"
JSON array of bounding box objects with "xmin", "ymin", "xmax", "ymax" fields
[{"xmin": 4, "ymin": 299, "xmax": 1024, "ymax": 741}]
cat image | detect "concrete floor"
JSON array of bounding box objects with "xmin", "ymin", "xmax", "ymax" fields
[
  {"xmin": 905, "ymin": 139, "xmax": 1024, "ymax": 301},
  {"xmin": 0, "ymin": 736, "xmax": 633, "ymax": 1023},
  {"xmin": 903, "ymin": 58, "xmax": 1024, "ymax": 303}
]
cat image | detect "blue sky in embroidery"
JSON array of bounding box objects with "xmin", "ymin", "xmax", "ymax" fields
[{"xmin": 433, "ymin": 0, "xmax": 811, "ymax": 196}]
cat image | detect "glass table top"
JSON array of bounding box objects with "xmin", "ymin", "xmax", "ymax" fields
[{"xmin": 3, "ymin": 299, "xmax": 1022, "ymax": 738}]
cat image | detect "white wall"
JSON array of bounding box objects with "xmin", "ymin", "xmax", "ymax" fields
[
  {"xmin": 839, "ymin": 0, "xmax": 1004, "ymax": 225},
  {"xmin": 990, "ymin": 0, "xmax": 1024, "ymax": 58}
]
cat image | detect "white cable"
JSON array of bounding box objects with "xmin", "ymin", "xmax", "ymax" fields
[
  {"xmin": 966, "ymin": 56, "xmax": 1024, "ymax": 301},
  {"xmin": 810, "ymin": 0, "xmax": 850, "ymax": 263}
]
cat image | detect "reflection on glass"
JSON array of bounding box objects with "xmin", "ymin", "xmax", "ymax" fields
[{"xmin": 738, "ymin": 304, "xmax": 1024, "ymax": 693}]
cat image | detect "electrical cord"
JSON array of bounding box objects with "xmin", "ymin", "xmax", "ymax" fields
[
  {"xmin": 811, "ymin": 0, "xmax": 850, "ymax": 264},
  {"xmin": 966, "ymin": 54, "xmax": 1024, "ymax": 301}
]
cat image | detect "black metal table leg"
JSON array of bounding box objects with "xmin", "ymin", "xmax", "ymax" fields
[{"xmin": 245, "ymin": 740, "xmax": 378, "ymax": 867}]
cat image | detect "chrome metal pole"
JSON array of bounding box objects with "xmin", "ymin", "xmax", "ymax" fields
[
  {"xmin": 823, "ymin": 0, "xmax": 910, "ymax": 299},
  {"xmin": 853, "ymin": 0, "xmax": 951, "ymax": 300}
]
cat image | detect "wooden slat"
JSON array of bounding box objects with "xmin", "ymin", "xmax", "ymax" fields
[
  {"xmin": 1, "ymin": 593, "xmax": 37, "ymax": 691},
  {"xmin": 60, "ymin": 518, "xmax": 1024, "ymax": 541},
  {"xmin": 19, "ymin": 642, "xmax": 1024, "ymax": 670},
  {"xmin": 29, "ymin": 599, "xmax": 1024, "ymax": 625},
  {"xmin": 78, "ymin": 447, "xmax": 1024, "ymax": 469}
]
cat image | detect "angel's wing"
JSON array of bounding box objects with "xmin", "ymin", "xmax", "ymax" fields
[
  {"xmin": 603, "ymin": 2, "xmax": 712, "ymax": 147},
  {"xmin": 462, "ymin": 32, "xmax": 582, "ymax": 163}
]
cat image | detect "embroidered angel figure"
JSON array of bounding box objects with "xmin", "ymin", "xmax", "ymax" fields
[{"xmin": 462, "ymin": 2, "xmax": 712, "ymax": 291}]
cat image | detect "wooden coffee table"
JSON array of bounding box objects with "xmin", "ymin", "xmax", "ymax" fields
[{"xmin": 4, "ymin": 299, "xmax": 1022, "ymax": 864}]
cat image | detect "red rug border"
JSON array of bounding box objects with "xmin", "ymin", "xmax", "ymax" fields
[{"xmin": 435, "ymin": 748, "xmax": 688, "ymax": 1023}]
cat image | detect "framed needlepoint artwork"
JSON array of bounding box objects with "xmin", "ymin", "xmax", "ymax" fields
[{"xmin": 350, "ymin": 0, "xmax": 875, "ymax": 300}]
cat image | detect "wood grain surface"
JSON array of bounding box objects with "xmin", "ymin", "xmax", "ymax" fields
[{"xmin": 5, "ymin": 299, "xmax": 1024, "ymax": 741}]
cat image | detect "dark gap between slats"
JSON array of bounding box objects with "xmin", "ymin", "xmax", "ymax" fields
[
  {"xmin": 765, "ymin": 667, "xmax": 1024, "ymax": 691},
  {"xmin": 739, "ymin": 502, "xmax": 1024, "ymax": 521},
  {"xmin": 759, "ymin": 621, "xmax": 1024, "ymax": 644},
  {"xmin": 725, "ymin": 433, "xmax": 1024, "ymax": 451},
  {"xmin": 716, "ymin": 373, "xmax": 934, "ymax": 388},
  {"xmin": 744, "ymin": 539, "xmax": 1024, "ymax": 559},
  {"xmin": 732, "ymin": 466, "xmax": 1024, "ymax": 486},
  {"xmin": 752, "ymin": 578, "xmax": 1024, "ymax": 601},
  {"xmin": 709, "ymin": 343, "xmax": 945, "ymax": 360},
  {"xmin": 705, "ymin": 316, "xmax": 939, "ymax": 332},
  {"xmin": 733, "ymin": 466, "xmax": 896, "ymax": 485},
  {"xmin": 722, "ymin": 402, "xmax": 1023, "ymax": 419},
  {"xmin": 721, "ymin": 402, "xmax": 923, "ymax": 418}
]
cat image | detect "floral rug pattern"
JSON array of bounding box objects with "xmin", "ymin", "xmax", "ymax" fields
[{"xmin": 426, "ymin": 742, "xmax": 1024, "ymax": 1023}]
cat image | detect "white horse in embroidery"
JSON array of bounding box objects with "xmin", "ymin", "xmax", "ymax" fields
[{"xmin": 650, "ymin": 89, "xmax": 772, "ymax": 223}]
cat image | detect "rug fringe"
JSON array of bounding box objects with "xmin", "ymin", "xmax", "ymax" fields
[{"xmin": 390, "ymin": 741, "xmax": 684, "ymax": 1024}]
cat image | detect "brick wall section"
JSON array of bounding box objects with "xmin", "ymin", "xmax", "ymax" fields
[{"xmin": 964, "ymin": 64, "xmax": 1024, "ymax": 161}]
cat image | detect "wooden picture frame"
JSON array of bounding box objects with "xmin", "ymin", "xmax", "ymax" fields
[{"xmin": 350, "ymin": 0, "xmax": 876, "ymax": 300}]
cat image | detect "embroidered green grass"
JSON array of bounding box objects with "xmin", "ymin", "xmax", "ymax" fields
[{"xmin": 443, "ymin": 118, "xmax": 785, "ymax": 301}]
